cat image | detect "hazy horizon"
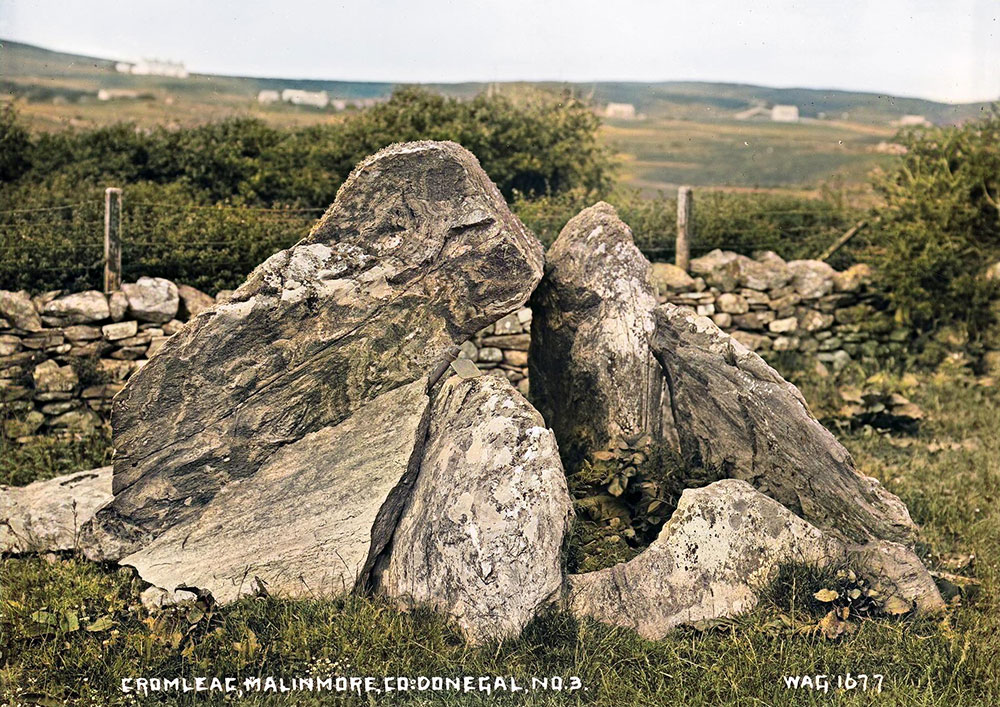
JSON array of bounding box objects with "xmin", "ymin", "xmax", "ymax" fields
[{"xmin": 1, "ymin": 0, "xmax": 997, "ymax": 104}]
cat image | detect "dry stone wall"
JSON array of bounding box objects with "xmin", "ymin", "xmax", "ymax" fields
[
  {"xmin": 651, "ymin": 250, "xmax": 911, "ymax": 373},
  {"xmin": 0, "ymin": 282, "xmax": 533, "ymax": 441},
  {"xmin": 5, "ymin": 249, "xmax": 998, "ymax": 444}
]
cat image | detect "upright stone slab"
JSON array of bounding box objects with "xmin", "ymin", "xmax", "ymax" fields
[
  {"xmin": 83, "ymin": 141, "xmax": 544, "ymax": 561},
  {"xmin": 648, "ymin": 305, "xmax": 942, "ymax": 611},
  {"xmin": 379, "ymin": 374, "xmax": 573, "ymax": 643},
  {"xmin": 529, "ymin": 202, "xmax": 668, "ymax": 465}
]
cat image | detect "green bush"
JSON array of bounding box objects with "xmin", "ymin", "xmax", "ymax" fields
[
  {"xmin": 861, "ymin": 112, "xmax": 1000, "ymax": 334},
  {"xmin": 0, "ymin": 104, "xmax": 33, "ymax": 182},
  {"xmin": 6, "ymin": 87, "xmax": 612, "ymax": 206}
]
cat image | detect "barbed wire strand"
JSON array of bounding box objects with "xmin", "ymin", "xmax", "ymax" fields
[
  {"xmin": 0, "ymin": 203, "xmax": 89, "ymax": 215},
  {"xmin": 129, "ymin": 202, "xmax": 328, "ymax": 213}
]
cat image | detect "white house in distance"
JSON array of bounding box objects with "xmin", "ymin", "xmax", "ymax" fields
[
  {"xmin": 893, "ymin": 114, "xmax": 932, "ymax": 127},
  {"xmin": 770, "ymin": 104, "xmax": 800, "ymax": 122},
  {"xmin": 115, "ymin": 60, "xmax": 188, "ymax": 79},
  {"xmin": 604, "ymin": 102, "xmax": 637, "ymax": 119},
  {"xmin": 97, "ymin": 89, "xmax": 141, "ymax": 101},
  {"xmin": 257, "ymin": 90, "xmax": 281, "ymax": 105},
  {"xmin": 281, "ymin": 89, "xmax": 329, "ymax": 108}
]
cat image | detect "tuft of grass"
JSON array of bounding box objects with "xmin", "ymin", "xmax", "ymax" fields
[{"xmin": 0, "ymin": 425, "xmax": 111, "ymax": 487}]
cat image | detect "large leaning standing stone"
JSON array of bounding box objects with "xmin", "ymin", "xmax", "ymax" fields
[
  {"xmin": 651, "ymin": 305, "xmax": 914, "ymax": 546},
  {"xmin": 379, "ymin": 374, "xmax": 573, "ymax": 643},
  {"xmin": 1, "ymin": 468, "xmax": 112, "ymax": 553},
  {"xmin": 120, "ymin": 380, "xmax": 430, "ymax": 603},
  {"xmin": 83, "ymin": 141, "xmax": 544, "ymax": 562},
  {"xmin": 529, "ymin": 202, "xmax": 668, "ymax": 465},
  {"xmin": 648, "ymin": 305, "xmax": 942, "ymax": 610}
]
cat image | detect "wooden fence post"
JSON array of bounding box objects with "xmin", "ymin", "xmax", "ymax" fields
[
  {"xmin": 676, "ymin": 186, "xmax": 693, "ymax": 271},
  {"xmin": 104, "ymin": 187, "xmax": 122, "ymax": 293}
]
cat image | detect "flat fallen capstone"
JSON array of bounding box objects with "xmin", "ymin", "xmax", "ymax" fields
[
  {"xmin": 1, "ymin": 468, "xmax": 112, "ymax": 553},
  {"xmin": 568, "ymin": 479, "xmax": 845, "ymax": 639},
  {"xmin": 82, "ymin": 140, "xmax": 544, "ymax": 564},
  {"xmin": 379, "ymin": 374, "xmax": 573, "ymax": 643}
]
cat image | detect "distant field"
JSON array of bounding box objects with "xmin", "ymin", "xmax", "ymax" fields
[{"xmin": 602, "ymin": 117, "xmax": 898, "ymax": 194}]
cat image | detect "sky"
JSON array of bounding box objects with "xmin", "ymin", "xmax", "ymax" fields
[{"xmin": 1, "ymin": 0, "xmax": 997, "ymax": 103}]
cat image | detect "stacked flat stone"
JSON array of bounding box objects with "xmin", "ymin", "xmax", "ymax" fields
[
  {"xmin": 0, "ymin": 278, "xmax": 206, "ymax": 440},
  {"xmin": 650, "ymin": 250, "xmax": 907, "ymax": 372},
  {"xmin": 458, "ymin": 306, "xmax": 532, "ymax": 396}
]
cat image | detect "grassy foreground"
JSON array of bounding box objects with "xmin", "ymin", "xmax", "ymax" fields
[{"xmin": 1, "ymin": 364, "xmax": 998, "ymax": 706}]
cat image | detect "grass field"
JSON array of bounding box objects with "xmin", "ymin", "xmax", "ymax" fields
[
  {"xmin": 601, "ymin": 117, "xmax": 898, "ymax": 194},
  {"xmin": 2, "ymin": 361, "xmax": 997, "ymax": 706}
]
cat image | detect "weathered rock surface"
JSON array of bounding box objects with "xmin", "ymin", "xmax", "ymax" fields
[
  {"xmin": 108, "ymin": 291, "xmax": 128, "ymax": 321},
  {"xmin": 122, "ymin": 276, "xmax": 179, "ymax": 323},
  {"xmin": 529, "ymin": 202, "xmax": 667, "ymax": 464},
  {"xmin": 649, "ymin": 262, "xmax": 695, "ymax": 294},
  {"xmin": 648, "ymin": 305, "xmax": 942, "ymax": 610},
  {"xmin": 689, "ymin": 249, "xmax": 793, "ymax": 293},
  {"xmin": 568, "ymin": 479, "xmax": 941, "ymax": 638},
  {"xmin": 118, "ymin": 379, "xmax": 430, "ymax": 603},
  {"xmin": 379, "ymin": 374, "xmax": 572, "ymax": 643},
  {"xmin": 651, "ymin": 304, "xmax": 915, "ymax": 545},
  {"xmin": 1, "ymin": 467, "xmax": 112, "ymax": 552},
  {"xmin": 529, "ymin": 205, "xmax": 940, "ymax": 635},
  {"xmin": 41, "ymin": 291, "xmax": 110, "ymax": 325},
  {"xmin": 176, "ymin": 284, "xmax": 215, "ymax": 319},
  {"xmin": 568, "ymin": 480, "xmax": 844, "ymax": 638},
  {"xmin": 0, "ymin": 290, "xmax": 42, "ymax": 331},
  {"xmin": 32, "ymin": 360, "xmax": 78, "ymax": 400},
  {"xmin": 140, "ymin": 586, "xmax": 198, "ymax": 612},
  {"xmin": 787, "ymin": 259, "xmax": 836, "ymax": 299},
  {"xmin": 83, "ymin": 140, "xmax": 544, "ymax": 560}
]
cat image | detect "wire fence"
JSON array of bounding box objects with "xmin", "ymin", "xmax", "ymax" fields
[
  {"xmin": 0, "ymin": 188, "xmax": 857, "ymax": 295},
  {"xmin": 0, "ymin": 194, "xmax": 326, "ymax": 294}
]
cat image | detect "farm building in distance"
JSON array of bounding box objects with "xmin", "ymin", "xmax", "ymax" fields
[
  {"xmin": 257, "ymin": 90, "xmax": 386, "ymax": 110},
  {"xmin": 734, "ymin": 103, "xmax": 800, "ymax": 122},
  {"xmin": 893, "ymin": 114, "xmax": 932, "ymax": 127},
  {"xmin": 115, "ymin": 59, "xmax": 188, "ymax": 78},
  {"xmin": 280, "ymin": 89, "xmax": 329, "ymax": 108},
  {"xmin": 770, "ymin": 104, "xmax": 799, "ymax": 122},
  {"xmin": 96, "ymin": 89, "xmax": 141, "ymax": 101},
  {"xmin": 605, "ymin": 102, "xmax": 637, "ymax": 119}
]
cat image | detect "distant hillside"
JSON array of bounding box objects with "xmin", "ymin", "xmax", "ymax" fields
[
  {"xmin": 577, "ymin": 81, "xmax": 993, "ymax": 124},
  {"xmin": 2, "ymin": 38, "xmax": 993, "ymax": 126},
  {"xmin": 4, "ymin": 38, "xmax": 995, "ymax": 192}
]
